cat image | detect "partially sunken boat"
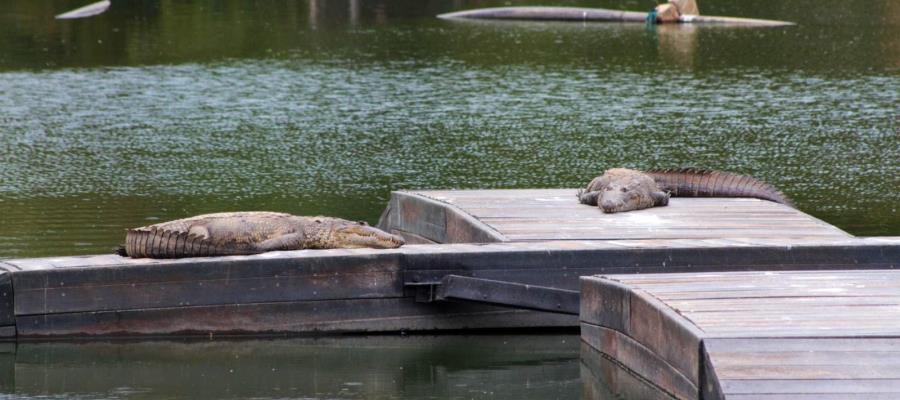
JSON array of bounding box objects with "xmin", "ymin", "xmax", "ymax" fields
[{"xmin": 438, "ymin": 6, "xmax": 794, "ymax": 27}]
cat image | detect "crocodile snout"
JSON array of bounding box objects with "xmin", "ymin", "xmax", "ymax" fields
[{"xmin": 334, "ymin": 223, "xmax": 405, "ymax": 249}]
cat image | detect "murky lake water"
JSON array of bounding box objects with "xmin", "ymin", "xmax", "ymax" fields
[
  {"xmin": 0, "ymin": 0, "xmax": 897, "ymax": 398},
  {"xmin": 1, "ymin": 0, "xmax": 897, "ymax": 259},
  {"xmin": 0, "ymin": 336, "xmax": 583, "ymax": 399}
]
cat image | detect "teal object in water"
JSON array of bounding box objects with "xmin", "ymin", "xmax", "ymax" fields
[{"xmin": 645, "ymin": 8, "xmax": 658, "ymax": 24}]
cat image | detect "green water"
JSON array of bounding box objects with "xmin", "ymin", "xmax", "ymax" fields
[
  {"xmin": 1, "ymin": 0, "xmax": 898, "ymax": 258},
  {"xmin": 0, "ymin": 1, "xmax": 897, "ymax": 398},
  {"xmin": 0, "ymin": 336, "xmax": 584, "ymax": 399}
]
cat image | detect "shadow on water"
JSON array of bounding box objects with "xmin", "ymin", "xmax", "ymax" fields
[{"xmin": 0, "ymin": 335, "xmax": 580, "ymax": 399}]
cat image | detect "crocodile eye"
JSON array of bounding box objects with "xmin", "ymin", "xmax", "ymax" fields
[
  {"xmin": 357, "ymin": 221, "xmax": 368, "ymax": 226},
  {"xmin": 621, "ymin": 187, "xmax": 628, "ymax": 192}
]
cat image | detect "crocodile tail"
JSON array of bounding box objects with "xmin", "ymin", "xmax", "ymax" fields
[
  {"xmin": 644, "ymin": 168, "xmax": 794, "ymax": 207},
  {"xmin": 123, "ymin": 228, "xmax": 258, "ymax": 259}
]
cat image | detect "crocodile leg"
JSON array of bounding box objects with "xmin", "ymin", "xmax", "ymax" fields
[
  {"xmin": 255, "ymin": 232, "xmax": 307, "ymax": 252},
  {"xmin": 578, "ymin": 190, "xmax": 602, "ymax": 206},
  {"xmin": 652, "ymin": 191, "xmax": 670, "ymax": 206}
]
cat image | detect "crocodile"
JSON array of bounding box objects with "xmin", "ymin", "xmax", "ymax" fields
[
  {"xmin": 117, "ymin": 212, "xmax": 405, "ymax": 259},
  {"xmin": 578, "ymin": 168, "xmax": 793, "ymax": 213}
]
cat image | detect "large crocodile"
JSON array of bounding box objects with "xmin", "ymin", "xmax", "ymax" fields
[
  {"xmin": 578, "ymin": 168, "xmax": 793, "ymax": 213},
  {"xmin": 117, "ymin": 212, "xmax": 405, "ymax": 259}
]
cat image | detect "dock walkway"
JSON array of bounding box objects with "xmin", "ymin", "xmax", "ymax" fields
[
  {"xmin": 581, "ymin": 270, "xmax": 900, "ymax": 399},
  {"xmin": 379, "ymin": 189, "xmax": 850, "ymax": 243},
  {"xmin": 0, "ymin": 189, "xmax": 896, "ymax": 341}
]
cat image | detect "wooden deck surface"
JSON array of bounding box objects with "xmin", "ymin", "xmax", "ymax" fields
[
  {"xmin": 382, "ymin": 189, "xmax": 850, "ymax": 243},
  {"xmin": 581, "ymin": 270, "xmax": 900, "ymax": 399},
  {"xmin": 0, "ymin": 188, "xmax": 895, "ymax": 341}
]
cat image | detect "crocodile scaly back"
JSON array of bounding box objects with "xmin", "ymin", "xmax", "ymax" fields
[
  {"xmin": 644, "ymin": 168, "xmax": 794, "ymax": 207},
  {"xmin": 123, "ymin": 228, "xmax": 257, "ymax": 258}
]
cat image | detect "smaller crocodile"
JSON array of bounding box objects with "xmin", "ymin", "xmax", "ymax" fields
[
  {"xmin": 117, "ymin": 212, "xmax": 405, "ymax": 259},
  {"xmin": 578, "ymin": 168, "xmax": 793, "ymax": 213}
]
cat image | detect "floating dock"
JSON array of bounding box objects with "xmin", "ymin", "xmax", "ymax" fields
[
  {"xmin": 1, "ymin": 188, "xmax": 898, "ymax": 398},
  {"xmin": 379, "ymin": 189, "xmax": 850, "ymax": 243},
  {"xmin": 581, "ymin": 270, "xmax": 900, "ymax": 399},
  {"xmin": 0, "ymin": 189, "xmax": 895, "ymax": 341}
]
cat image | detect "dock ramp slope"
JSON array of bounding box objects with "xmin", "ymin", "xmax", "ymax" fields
[
  {"xmin": 378, "ymin": 189, "xmax": 851, "ymax": 244},
  {"xmin": 582, "ymin": 270, "xmax": 900, "ymax": 399}
]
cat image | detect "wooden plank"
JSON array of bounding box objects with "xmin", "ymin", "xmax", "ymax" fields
[
  {"xmin": 580, "ymin": 276, "xmax": 705, "ymax": 387},
  {"xmin": 15, "ymin": 297, "xmax": 577, "ymax": 338},
  {"xmin": 386, "ymin": 191, "xmax": 507, "ymax": 243},
  {"xmin": 0, "ymin": 271, "xmax": 13, "ymax": 327},
  {"xmin": 12, "ymin": 252, "xmax": 403, "ymax": 316},
  {"xmin": 705, "ymin": 338, "xmax": 900, "ymax": 352},
  {"xmin": 402, "ymin": 244, "xmax": 899, "ymax": 299},
  {"xmin": 434, "ymin": 275, "xmax": 580, "ymax": 315},
  {"xmin": 720, "ymin": 379, "xmax": 900, "ymax": 394},
  {"xmin": 590, "ymin": 271, "xmax": 900, "ymax": 399},
  {"xmin": 581, "ymin": 323, "xmax": 696, "ymax": 399},
  {"xmin": 580, "ymin": 338, "xmax": 680, "ymax": 400},
  {"xmin": 728, "ymin": 395, "xmax": 900, "ymax": 400},
  {"xmin": 396, "ymin": 189, "xmax": 851, "ymax": 243},
  {"xmin": 0, "ymin": 237, "xmax": 896, "ymax": 341},
  {"xmin": 715, "ymin": 364, "xmax": 900, "ymax": 379},
  {"xmin": 504, "ymin": 231, "xmax": 846, "ymax": 240},
  {"xmin": 396, "ymin": 192, "xmax": 449, "ymax": 242}
]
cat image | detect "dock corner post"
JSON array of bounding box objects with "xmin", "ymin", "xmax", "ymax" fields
[
  {"xmin": 0, "ymin": 265, "xmax": 15, "ymax": 341},
  {"xmin": 0, "ymin": 264, "xmax": 14, "ymax": 393}
]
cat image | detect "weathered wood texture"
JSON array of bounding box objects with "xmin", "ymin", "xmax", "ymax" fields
[
  {"xmin": 4, "ymin": 249, "xmax": 577, "ymax": 338},
  {"xmin": 380, "ymin": 189, "xmax": 851, "ymax": 242},
  {"xmin": 0, "ymin": 263, "xmax": 15, "ymax": 338},
  {"xmin": 582, "ymin": 270, "xmax": 900, "ymax": 399},
  {"xmin": 16, "ymin": 298, "xmax": 576, "ymax": 338},
  {"xmin": 1, "ymin": 189, "xmax": 896, "ymax": 339},
  {"xmin": 2, "ymin": 236, "xmax": 899, "ymax": 338},
  {"xmin": 581, "ymin": 341, "xmax": 677, "ymax": 400},
  {"xmin": 433, "ymin": 275, "xmax": 580, "ymax": 315},
  {"xmin": 12, "ymin": 252, "xmax": 403, "ymax": 316},
  {"xmin": 377, "ymin": 191, "xmax": 507, "ymax": 244}
]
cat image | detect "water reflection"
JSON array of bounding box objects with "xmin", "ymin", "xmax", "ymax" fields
[
  {"xmin": 0, "ymin": 335, "xmax": 579, "ymax": 399},
  {"xmin": 0, "ymin": 0, "xmax": 897, "ymax": 258},
  {"xmin": 1, "ymin": 0, "xmax": 898, "ymax": 71},
  {"xmin": 654, "ymin": 24, "xmax": 698, "ymax": 69}
]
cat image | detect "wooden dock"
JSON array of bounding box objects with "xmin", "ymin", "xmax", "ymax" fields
[
  {"xmin": 581, "ymin": 270, "xmax": 900, "ymax": 399},
  {"xmin": 0, "ymin": 189, "xmax": 895, "ymax": 340},
  {"xmin": 379, "ymin": 189, "xmax": 851, "ymax": 243}
]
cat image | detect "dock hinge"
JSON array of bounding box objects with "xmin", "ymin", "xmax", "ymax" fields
[{"xmin": 406, "ymin": 275, "xmax": 579, "ymax": 315}]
